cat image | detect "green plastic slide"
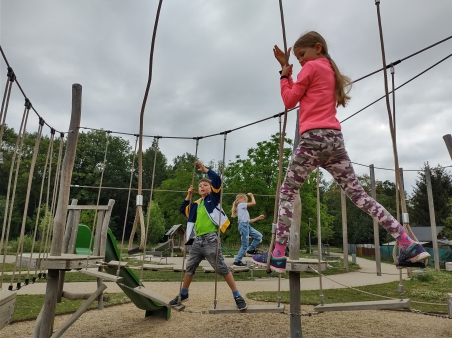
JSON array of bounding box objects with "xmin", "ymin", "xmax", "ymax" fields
[{"xmin": 76, "ymin": 225, "xmax": 170, "ymax": 319}]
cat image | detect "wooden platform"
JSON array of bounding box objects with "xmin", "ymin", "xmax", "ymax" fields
[
  {"xmin": 106, "ymin": 260, "xmax": 128, "ymax": 268},
  {"xmin": 78, "ymin": 269, "xmax": 123, "ymax": 282},
  {"xmin": 286, "ymin": 258, "xmax": 327, "ymax": 272},
  {"xmin": 42, "ymin": 254, "xmax": 104, "ymax": 270},
  {"xmin": 172, "ymin": 266, "xmax": 186, "ymax": 272},
  {"xmin": 129, "ymin": 264, "xmax": 173, "ymax": 271},
  {"xmin": 209, "ymin": 304, "xmax": 285, "ymax": 314},
  {"xmin": 133, "ymin": 286, "xmax": 185, "ymax": 311},
  {"xmin": 314, "ymin": 299, "xmax": 411, "ymax": 312},
  {"xmin": 0, "ymin": 290, "xmax": 16, "ymax": 330}
]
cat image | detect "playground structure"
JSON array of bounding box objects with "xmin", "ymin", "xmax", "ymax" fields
[{"xmin": 1, "ymin": 2, "xmax": 452, "ymax": 338}]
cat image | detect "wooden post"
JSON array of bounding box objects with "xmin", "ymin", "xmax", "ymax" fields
[
  {"xmin": 447, "ymin": 293, "xmax": 452, "ymax": 318},
  {"xmin": 289, "ymin": 193, "xmax": 302, "ymax": 337},
  {"xmin": 316, "ymin": 169, "xmax": 322, "ymax": 261},
  {"xmin": 62, "ymin": 199, "xmax": 78, "ymax": 253},
  {"xmin": 39, "ymin": 84, "xmax": 82, "ymax": 338},
  {"xmin": 443, "ymin": 134, "xmax": 452, "ymax": 160},
  {"xmin": 340, "ymin": 189, "xmax": 349, "ymax": 271},
  {"xmin": 425, "ymin": 166, "xmax": 440, "ymax": 272},
  {"xmin": 369, "ymin": 164, "xmax": 381, "ymax": 276}
]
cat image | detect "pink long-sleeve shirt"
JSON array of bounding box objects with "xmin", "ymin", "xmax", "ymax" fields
[{"xmin": 280, "ymin": 58, "xmax": 341, "ymax": 135}]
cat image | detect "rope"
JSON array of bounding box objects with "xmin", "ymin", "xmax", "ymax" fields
[
  {"xmin": 374, "ymin": 1, "xmax": 418, "ymax": 264},
  {"xmin": 26, "ymin": 131, "xmax": 55, "ymax": 281},
  {"xmin": 41, "ymin": 133, "xmax": 64, "ymax": 274},
  {"xmin": 139, "ymin": 137, "xmax": 161, "ymax": 284},
  {"xmin": 2, "ymin": 106, "xmax": 30, "ymax": 289},
  {"xmin": 116, "ymin": 136, "xmax": 138, "ymax": 276},
  {"xmin": 129, "ymin": 0, "xmax": 163, "ymax": 254},
  {"xmin": 85, "ymin": 131, "xmax": 110, "ymax": 266},
  {"xmin": 13, "ymin": 119, "xmax": 44, "ymax": 288},
  {"xmin": 213, "ymin": 132, "xmax": 229, "ymax": 309},
  {"xmin": 35, "ymin": 134, "xmax": 56, "ymax": 277},
  {"xmin": 0, "ymin": 67, "xmax": 14, "ymax": 144},
  {"xmin": 266, "ymin": 0, "xmax": 290, "ymax": 274},
  {"xmin": 177, "ymin": 138, "xmax": 200, "ymax": 303}
]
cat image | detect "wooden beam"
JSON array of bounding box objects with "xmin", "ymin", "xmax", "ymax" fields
[
  {"xmin": 61, "ymin": 291, "xmax": 110, "ymax": 302},
  {"xmin": 314, "ymin": 299, "xmax": 411, "ymax": 312},
  {"xmin": 209, "ymin": 304, "xmax": 285, "ymax": 314},
  {"xmin": 78, "ymin": 269, "xmax": 123, "ymax": 282},
  {"xmin": 43, "ymin": 254, "xmax": 103, "ymax": 270},
  {"xmin": 133, "ymin": 286, "xmax": 185, "ymax": 311},
  {"xmin": 50, "ymin": 284, "xmax": 107, "ymax": 338},
  {"xmin": 67, "ymin": 205, "xmax": 109, "ymax": 210},
  {"xmin": 106, "ymin": 260, "xmax": 128, "ymax": 268},
  {"xmin": 286, "ymin": 258, "xmax": 327, "ymax": 272}
]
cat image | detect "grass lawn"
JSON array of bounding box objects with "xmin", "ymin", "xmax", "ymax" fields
[{"xmin": 248, "ymin": 269, "xmax": 452, "ymax": 314}]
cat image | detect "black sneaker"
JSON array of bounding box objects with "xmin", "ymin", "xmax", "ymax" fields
[
  {"xmin": 234, "ymin": 295, "xmax": 247, "ymax": 310},
  {"xmin": 169, "ymin": 293, "xmax": 188, "ymax": 306},
  {"xmin": 245, "ymin": 249, "xmax": 260, "ymax": 257},
  {"xmin": 233, "ymin": 261, "xmax": 246, "ymax": 267}
]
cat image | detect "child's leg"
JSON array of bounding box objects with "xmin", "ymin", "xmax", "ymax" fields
[
  {"xmin": 274, "ymin": 138, "xmax": 318, "ymax": 255},
  {"xmin": 235, "ymin": 222, "xmax": 250, "ymax": 262},
  {"xmin": 182, "ymin": 274, "xmax": 194, "ymax": 290},
  {"xmin": 223, "ymin": 271, "xmax": 238, "ymax": 292},
  {"xmin": 323, "ymin": 144, "xmax": 430, "ymax": 262},
  {"xmin": 248, "ymin": 225, "xmax": 262, "ymax": 251}
]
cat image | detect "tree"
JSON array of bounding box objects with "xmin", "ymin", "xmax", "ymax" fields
[{"xmin": 408, "ymin": 163, "xmax": 452, "ymax": 227}]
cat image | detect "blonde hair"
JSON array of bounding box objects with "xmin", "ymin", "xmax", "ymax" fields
[
  {"xmin": 231, "ymin": 194, "xmax": 247, "ymax": 218},
  {"xmin": 293, "ymin": 31, "xmax": 352, "ymax": 107}
]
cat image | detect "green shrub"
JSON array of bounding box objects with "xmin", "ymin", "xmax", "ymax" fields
[{"xmin": 9, "ymin": 235, "xmax": 34, "ymax": 253}]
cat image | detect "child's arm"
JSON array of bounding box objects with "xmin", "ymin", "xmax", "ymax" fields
[
  {"xmin": 247, "ymin": 193, "xmax": 256, "ymax": 207},
  {"xmin": 196, "ymin": 161, "xmax": 222, "ymax": 193},
  {"xmin": 249, "ymin": 214, "xmax": 265, "ymax": 224},
  {"xmin": 179, "ymin": 185, "xmax": 194, "ymax": 217}
]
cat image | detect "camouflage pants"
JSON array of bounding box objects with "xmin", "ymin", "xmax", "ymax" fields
[{"xmin": 276, "ymin": 129, "xmax": 404, "ymax": 245}]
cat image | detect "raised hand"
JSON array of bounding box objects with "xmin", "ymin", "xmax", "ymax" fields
[
  {"xmin": 273, "ymin": 45, "xmax": 292, "ymax": 68},
  {"xmin": 195, "ymin": 161, "xmax": 208, "ymax": 173}
]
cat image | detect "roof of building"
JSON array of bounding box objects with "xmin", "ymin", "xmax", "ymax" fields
[{"xmin": 410, "ymin": 226, "xmax": 444, "ymax": 242}]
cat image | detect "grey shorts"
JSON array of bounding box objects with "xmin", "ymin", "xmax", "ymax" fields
[{"xmin": 185, "ymin": 232, "xmax": 230, "ymax": 276}]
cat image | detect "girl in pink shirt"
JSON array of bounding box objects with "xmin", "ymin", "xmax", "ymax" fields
[{"xmin": 252, "ymin": 31, "xmax": 430, "ymax": 273}]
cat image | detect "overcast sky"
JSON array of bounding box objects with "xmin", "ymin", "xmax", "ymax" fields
[{"xmin": 1, "ymin": 1, "xmax": 452, "ymax": 195}]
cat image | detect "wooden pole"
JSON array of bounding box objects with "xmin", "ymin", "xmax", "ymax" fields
[
  {"xmin": 369, "ymin": 164, "xmax": 381, "ymax": 276},
  {"xmin": 425, "ymin": 166, "xmax": 440, "ymax": 272},
  {"xmin": 443, "ymin": 134, "xmax": 452, "ymax": 160},
  {"xmin": 39, "ymin": 84, "xmax": 82, "ymax": 338},
  {"xmin": 340, "ymin": 189, "xmax": 349, "ymax": 271},
  {"xmin": 289, "ymin": 194, "xmax": 302, "ymax": 337}
]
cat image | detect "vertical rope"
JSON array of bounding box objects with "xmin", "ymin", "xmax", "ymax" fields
[
  {"xmin": 139, "ymin": 137, "xmax": 160, "ymax": 284},
  {"xmin": 26, "ymin": 131, "xmax": 54, "ymax": 281},
  {"xmin": 0, "ymin": 106, "xmax": 28, "ymax": 289},
  {"xmin": 85, "ymin": 131, "xmax": 110, "ymax": 265},
  {"xmin": 6, "ymin": 105, "xmax": 30, "ymax": 289},
  {"xmin": 130, "ymin": 0, "xmax": 163, "ymax": 255},
  {"xmin": 177, "ymin": 138, "xmax": 200, "ymax": 303},
  {"xmin": 0, "ymin": 68, "xmax": 14, "ymax": 143},
  {"xmin": 390, "ymin": 65, "xmax": 401, "ymax": 223},
  {"xmin": 35, "ymin": 133, "xmax": 56, "ymax": 276},
  {"xmin": 267, "ymin": 0, "xmax": 290, "ymax": 273},
  {"xmin": 374, "ymin": 1, "xmax": 418, "ymax": 264},
  {"xmin": 14, "ymin": 119, "xmax": 44, "ymax": 287},
  {"xmin": 213, "ymin": 132, "xmax": 228, "ymax": 309},
  {"xmin": 117, "ymin": 135, "xmax": 138, "ymax": 275}
]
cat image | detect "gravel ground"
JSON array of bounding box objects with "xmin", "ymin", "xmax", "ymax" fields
[{"xmin": 4, "ymin": 280, "xmax": 451, "ymax": 338}]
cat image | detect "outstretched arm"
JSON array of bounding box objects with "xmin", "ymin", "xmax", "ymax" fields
[{"xmin": 249, "ymin": 214, "xmax": 265, "ymax": 224}]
